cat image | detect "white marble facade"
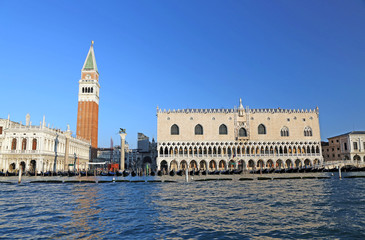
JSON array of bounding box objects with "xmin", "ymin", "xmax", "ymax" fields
[
  {"xmin": 0, "ymin": 115, "xmax": 90, "ymax": 173},
  {"xmin": 157, "ymin": 99, "xmax": 323, "ymax": 171}
]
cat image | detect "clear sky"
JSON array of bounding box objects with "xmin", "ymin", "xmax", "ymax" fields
[{"xmin": 0, "ymin": 0, "xmax": 364, "ymax": 148}]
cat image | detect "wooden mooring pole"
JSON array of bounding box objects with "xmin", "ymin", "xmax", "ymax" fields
[{"xmin": 18, "ymin": 168, "xmax": 22, "ymax": 184}]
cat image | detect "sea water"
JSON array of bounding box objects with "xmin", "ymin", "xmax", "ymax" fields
[{"xmin": 0, "ymin": 173, "xmax": 365, "ymax": 239}]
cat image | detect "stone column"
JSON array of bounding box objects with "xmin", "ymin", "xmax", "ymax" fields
[
  {"xmin": 64, "ymin": 131, "xmax": 71, "ymax": 171},
  {"xmin": 119, "ymin": 132, "xmax": 127, "ymax": 171}
]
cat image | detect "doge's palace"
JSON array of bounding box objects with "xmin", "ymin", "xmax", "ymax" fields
[{"xmin": 157, "ymin": 99, "xmax": 323, "ymax": 171}]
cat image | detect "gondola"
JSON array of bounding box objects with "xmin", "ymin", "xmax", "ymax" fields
[
  {"xmin": 208, "ymin": 170, "xmax": 215, "ymax": 175},
  {"xmin": 116, "ymin": 171, "xmax": 123, "ymax": 176},
  {"xmin": 262, "ymin": 169, "xmax": 269, "ymax": 174},
  {"xmin": 214, "ymin": 170, "xmax": 221, "ymax": 175},
  {"xmin": 234, "ymin": 169, "xmax": 243, "ymax": 174},
  {"xmin": 221, "ymin": 170, "xmax": 230, "ymax": 175},
  {"xmin": 123, "ymin": 170, "xmax": 130, "ymax": 177}
]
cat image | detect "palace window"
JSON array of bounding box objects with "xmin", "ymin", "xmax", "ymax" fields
[
  {"xmin": 239, "ymin": 128, "xmax": 247, "ymax": 137},
  {"xmin": 344, "ymin": 142, "xmax": 347, "ymax": 151},
  {"xmin": 22, "ymin": 138, "xmax": 27, "ymax": 150},
  {"xmin": 0, "ymin": 126, "xmax": 2, "ymax": 134},
  {"xmin": 354, "ymin": 142, "xmax": 358, "ymax": 150},
  {"xmin": 171, "ymin": 124, "xmax": 179, "ymax": 135},
  {"xmin": 258, "ymin": 124, "xmax": 266, "ymax": 135},
  {"xmin": 195, "ymin": 124, "xmax": 203, "ymax": 135},
  {"xmin": 304, "ymin": 127, "xmax": 312, "ymax": 136},
  {"xmin": 32, "ymin": 139, "xmax": 37, "ymax": 150},
  {"xmin": 219, "ymin": 124, "xmax": 228, "ymax": 135},
  {"xmin": 280, "ymin": 127, "xmax": 289, "ymax": 137},
  {"xmin": 11, "ymin": 138, "xmax": 17, "ymax": 150}
]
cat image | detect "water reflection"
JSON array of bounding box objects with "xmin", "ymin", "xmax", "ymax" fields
[{"xmin": 0, "ymin": 177, "xmax": 365, "ymax": 239}]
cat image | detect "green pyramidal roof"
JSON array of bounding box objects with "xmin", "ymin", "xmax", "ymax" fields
[{"xmin": 82, "ymin": 42, "xmax": 98, "ymax": 72}]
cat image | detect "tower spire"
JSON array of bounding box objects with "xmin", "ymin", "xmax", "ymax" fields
[{"xmin": 82, "ymin": 40, "xmax": 98, "ymax": 72}]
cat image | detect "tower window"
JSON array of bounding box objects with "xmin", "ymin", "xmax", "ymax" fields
[{"xmin": 91, "ymin": 87, "xmax": 93, "ymax": 93}]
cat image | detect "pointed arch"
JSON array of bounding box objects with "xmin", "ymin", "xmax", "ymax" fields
[
  {"xmin": 219, "ymin": 124, "xmax": 228, "ymax": 135},
  {"xmin": 195, "ymin": 124, "xmax": 203, "ymax": 135},
  {"xmin": 239, "ymin": 128, "xmax": 247, "ymax": 137},
  {"xmin": 280, "ymin": 126, "xmax": 289, "ymax": 137},
  {"xmin": 258, "ymin": 124, "xmax": 266, "ymax": 134},
  {"xmin": 171, "ymin": 124, "xmax": 179, "ymax": 135},
  {"xmin": 304, "ymin": 126, "xmax": 312, "ymax": 137}
]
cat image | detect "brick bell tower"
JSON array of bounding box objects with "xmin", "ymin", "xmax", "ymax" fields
[{"xmin": 76, "ymin": 41, "xmax": 100, "ymax": 159}]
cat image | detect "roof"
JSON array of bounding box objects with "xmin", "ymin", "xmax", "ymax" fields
[
  {"xmin": 82, "ymin": 41, "xmax": 98, "ymax": 72},
  {"xmin": 328, "ymin": 131, "xmax": 365, "ymax": 139}
]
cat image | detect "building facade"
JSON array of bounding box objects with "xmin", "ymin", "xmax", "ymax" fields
[
  {"xmin": 157, "ymin": 99, "xmax": 323, "ymax": 171},
  {"xmin": 77, "ymin": 41, "xmax": 100, "ymax": 158},
  {"xmin": 322, "ymin": 131, "xmax": 365, "ymax": 163},
  {"xmin": 126, "ymin": 133, "xmax": 157, "ymax": 171},
  {"xmin": 0, "ymin": 115, "xmax": 90, "ymax": 173}
]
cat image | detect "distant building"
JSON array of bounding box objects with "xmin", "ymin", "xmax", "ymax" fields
[
  {"xmin": 95, "ymin": 146, "xmax": 121, "ymax": 164},
  {"xmin": 126, "ymin": 133, "xmax": 157, "ymax": 171},
  {"xmin": 157, "ymin": 99, "xmax": 323, "ymax": 171},
  {"xmin": 0, "ymin": 114, "xmax": 90, "ymax": 173},
  {"xmin": 322, "ymin": 131, "xmax": 365, "ymax": 163}
]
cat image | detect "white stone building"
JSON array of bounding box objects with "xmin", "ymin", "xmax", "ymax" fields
[
  {"xmin": 322, "ymin": 131, "xmax": 365, "ymax": 163},
  {"xmin": 0, "ymin": 114, "xmax": 90, "ymax": 173},
  {"xmin": 157, "ymin": 99, "xmax": 323, "ymax": 171}
]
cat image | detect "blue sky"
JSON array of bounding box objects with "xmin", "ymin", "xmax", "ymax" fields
[{"xmin": 0, "ymin": 0, "xmax": 364, "ymax": 148}]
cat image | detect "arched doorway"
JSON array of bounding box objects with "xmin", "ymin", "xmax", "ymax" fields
[
  {"xmin": 354, "ymin": 155, "xmax": 361, "ymax": 162},
  {"xmin": 276, "ymin": 159, "xmax": 284, "ymax": 169},
  {"xmin": 30, "ymin": 160, "xmax": 36, "ymax": 173},
  {"xmin": 257, "ymin": 159, "xmax": 265, "ymax": 169},
  {"xmin": 209, "ymin": 160, "xmax": 217, "ymax": 170},
  {"xmin": 180, "ymin": 160, "xmax": 188, "ymax": 170},
  {"xmin": 199, "ymin": 160, "xmax": 207, "ymax": 170},
  {"xmin": 219, "ymin": 160, "xmax": 226, "ymax": 170},
  {"xmin": 189, "ymin": 160, "xmax": 197, "ymax": 170},
  {"xmin": 266, "ymin": 159, "xmax": 274, "ymax": 168},
  {"xmin": 295, "ymin": 159, "xmax": 302, "ymax": 168},
  {"xmin": 238, "ymin": 160, "xmax": 246, "ymax": 170},
  {"xmin": 228, "ymin": 160, "xmax": 236, "ymax": 170},
  {"xmin": 304, "ymin": 159, "xmax": 312, "ymax": 167},
  {"xmin": 170, "ymin": 160, "xmax": 178, "ymax": 171},
  {"xmin": 9, "ymin": 163, "xmax": 16, "ymax": 172},
  {"xmin": 248, "ymin": 160, "xmax": 255, "ymax": 170},
  {"xmin": 160, "ymin": 160, "xmax": 168, "ymax": 173},
  {"xmin": 285, "ymin": 159, "xmax": 293, "ymax": 168}
]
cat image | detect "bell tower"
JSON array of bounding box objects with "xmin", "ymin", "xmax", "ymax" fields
[{"xmin": 76, "ymin": 41, "xmax": 100, "ymax": 158}]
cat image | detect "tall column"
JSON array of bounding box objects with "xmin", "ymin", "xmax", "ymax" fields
[
  {"xmin": 64, "ymin": 130, "xmax": 71, "ymax": 171},
  {"xmin": 119, "ymin": 131, "xmax": 127, "ymax": 171}
]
